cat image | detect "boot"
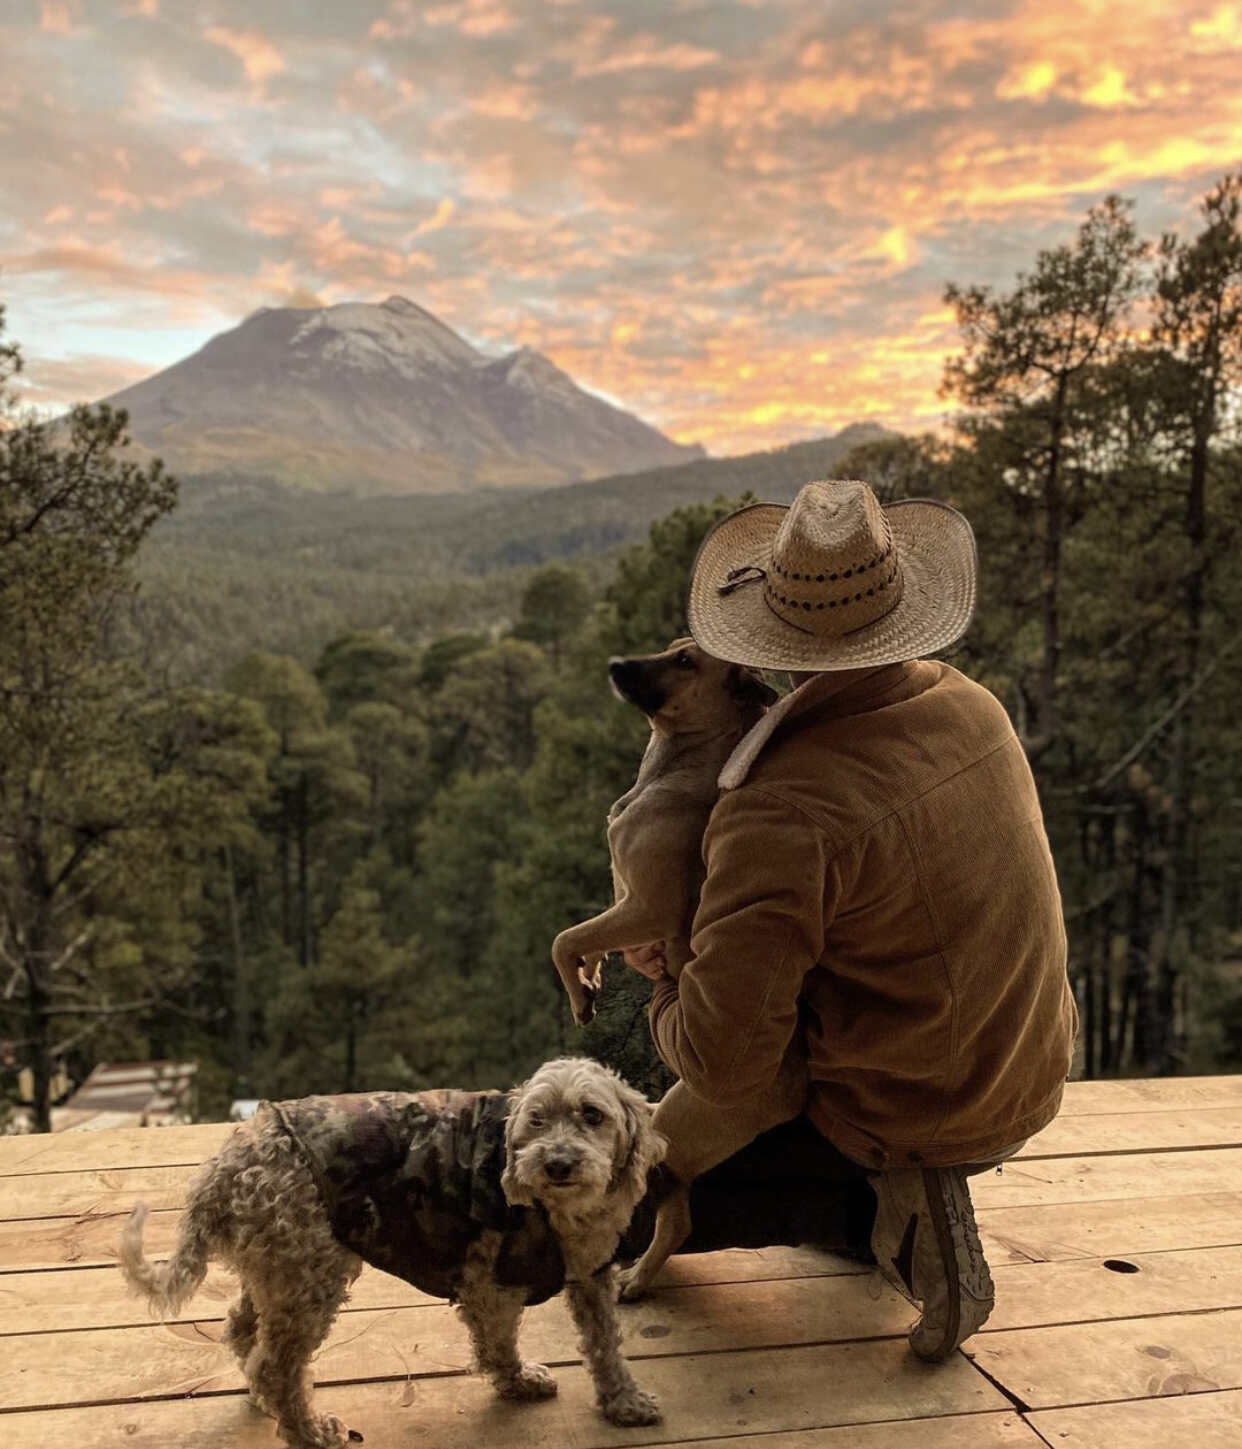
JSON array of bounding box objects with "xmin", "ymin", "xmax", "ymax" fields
[{"xmin": 870, "ymin": 1165, "xmax": 994, "ymax": 1360}]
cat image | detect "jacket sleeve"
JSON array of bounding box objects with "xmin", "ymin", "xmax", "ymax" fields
[{"xmin": 649, "ymin": 784, "xmax": 829, "ymax": 1106}]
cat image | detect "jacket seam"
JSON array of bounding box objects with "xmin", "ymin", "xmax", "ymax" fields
[
  {"xmin": 716, "ymin": 919, "xmax": 798, "ymax": 1100},
  {"xmin": 742, "ymin": 731, "xmax": 1015, "ymax": 850},
  {"xmin": 811, "ymin": 1081, "xmax": 1065, "ymax": 1166},
  {"xmin": 725, "ymin": 781, "xmax": 836, "ymax": 836},
  {"xmin": 892, "ymin": 810, "xmax": 957, "ymax": 1148}
]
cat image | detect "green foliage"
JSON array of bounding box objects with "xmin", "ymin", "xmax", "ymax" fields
[
  {"xmin": 430, "ymin": 639, "xmax": 553, "ymax": 775},
  {"xmin": 262, "ymin": 862, "xmax": 414, "ymax": 1096},
  {"xmin": 512, "ymin": 565, "xmax": 592, "ymax": 666},
  {"xmin": 941, "ymin": 178, "xmax": 1242, "ymax": 1076},
  {"xmin": 0, "ymin": 320, "xmax": 193, "ymax": 1128},
  {"xmin": 124, "ymin": 428, "xmax": 889, "ymax": 683}
]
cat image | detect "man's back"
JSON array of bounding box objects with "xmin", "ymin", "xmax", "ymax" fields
[{"xmin": 669, "ymin": 659, "xmax": 1077, "ymax": 1168}]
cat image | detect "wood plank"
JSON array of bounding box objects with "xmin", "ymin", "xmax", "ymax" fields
[
  {"xmin": 0, "ymin": 1164, "xmax": 192, "ymax": 1222},
  {"xmin": 967, "ymin": 1307, "xmax": 1242, "ymax": 1410},
  {"xmin": 5, "ymin": 1185, "xmax": 1239, "ymax": 1279},
  {"xmin": 588, "ymin": 1417, "xmax": 1043, "ymax": 1449},
  {"xmin": 1021, "ymin": 1108, "xmax": 1242, "ymax": 1159},
  {"xmin": 0, "ymin": 1274, "xmax": 926, "ymax": 1411},
  {"xmin": 11, "ymin": 1407, "xmax": 1042, "ymax": 1449},
  {"xmin": 0, "ymin": 1072, "xmax": 1229, "ymax": 1177},
  {"xmin": 0, "ymin": 1246, "xmax": 867, "ymax": 1334},
  {"xmin": 1028, "ymin": 1390, "xmax": 1242, "ymax": 1449},
  {"xmin": 985, "ymin": 1245, "xmax": 1242, "ymax": 1331},
  {"xmin": 977, "ymin": 1192, "xmax": 1242, "ymax": 1265},
  {"xmin": 0, "ymin": 1339, "xmax": 1006, "ymax": 1447},
  {"xmin": 0, "ymin": 1208, "xmax": 152, "ymax": 1272},
  {"xmin": 0, "ymin": 1123, "xmax": 234, "ymax": 1179},
  {"xmin": 971, "ymin": 1148, "xmax": 1242, "ymax": 1209},
  {"xmin": 1057, "ymin": 1076, "xmax": 1242, "ymax": 1116},
  {"xmin": 11, "ymin": 1142, "xmax": 1241, "ymax": 1232},
  {"xmin": 8, "ymin": 1244, "xmax": 1242, "ymax": 1400},
  {"xmin": 0, "ymin": 1263, "xmax": 435, "ymax": 1334}
]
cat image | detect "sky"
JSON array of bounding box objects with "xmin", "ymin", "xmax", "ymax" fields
[{"xmin": 1, "ymin": 1, "xmax": 1240, "ymax": 456}]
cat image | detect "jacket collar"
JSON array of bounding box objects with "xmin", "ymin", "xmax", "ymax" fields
[{"xmin": 718, "ymin": 662, "xmax": 921, "ymax": 791}]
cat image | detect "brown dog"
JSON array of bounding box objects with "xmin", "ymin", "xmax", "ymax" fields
[{"xmin": 550, "ymin": 639, "xmax": 808, "ymax": 1299}]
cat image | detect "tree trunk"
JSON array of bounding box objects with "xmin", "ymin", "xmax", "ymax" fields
[
  {"xmin": 278, "ymin": 806, "xmax": 293, "ymax": 949},
  {"xmin": 1079, "ymin": 816, "xmax": 1098, "ymax": 1079},
  {"xmin": 224, "ymin": 846, "xmax": 251, "ymax": 1093},
  {"xmin": 1153, "ymin": 425, "xmax": 1209, "ymax": 1072},
  {"xmin": 1099, "ymin": 811, "xmax": 1119, "ymax": 1074},
  {"xmin": 344, "ymin": 1010, "xmax": 357, "ymax": 1093},
  {"xmin": 1036, "ymin": 374, "xmax": 1069, "ymax": 757},
  {"xmin": 23, "ymin": 897, "xmax": 55, "ymax": 1133},
  {"xmin": 1123, "ymin": 795, "xmax": 1151, "ymax": 1070},
  {"xmin": 297, "ymin": 773, "xmax": 313, "ymax": 968}
]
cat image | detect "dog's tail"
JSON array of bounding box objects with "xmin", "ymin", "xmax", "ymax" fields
[{"xmin": 119, "ymin": 1199, "xmax": 214, "ymax": 1318}]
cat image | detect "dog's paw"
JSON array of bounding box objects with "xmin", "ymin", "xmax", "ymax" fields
[
  {"xmin": 572, "ymin": 981, "xmax": 597, "ymax": 1026},
  {"xmin": 602, "ymin": 1386, "xmax": 662, "ymax": 1426},
  {"xmin": 306, "ymin": 1411, "xmax": 358, "ymax": 1448},
  {"xmin": 577, "ymin": 955, "xmax": 605, "ymax": 991},
  {"xmin": 616, "ymin": 1265, "xmax": 652, "ymax": 1303},
  {"xmin": 498, "ymin": 1362, "xmax": 558, "ymax": 1401}
]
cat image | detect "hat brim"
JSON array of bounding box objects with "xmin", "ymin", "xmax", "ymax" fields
[{"xmin": 687, "ymin": 498, "xmax": 978, "ymax": 671}]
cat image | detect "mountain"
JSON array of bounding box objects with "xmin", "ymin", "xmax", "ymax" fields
[{"xmin": 102, "ymin": 296, "xmax": 704, "ymax": 495}]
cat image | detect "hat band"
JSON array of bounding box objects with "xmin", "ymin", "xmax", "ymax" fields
[{"xmin": 763, "ymin": 558, "xmax": 903, "ymax": 638}]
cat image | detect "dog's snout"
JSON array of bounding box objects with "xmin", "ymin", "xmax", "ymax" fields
[
  {"xmin": 543, "ymin": 1156, "xmax": 576, "ymax": 1182},
  {"xmin": 609, "ymin": 657, "xmax": 665, "ymax": 715}
]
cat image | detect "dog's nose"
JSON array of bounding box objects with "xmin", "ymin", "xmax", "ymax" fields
[{"xmin": 544, "ymin": 1157, "xmax": 575, "ymax": 1182}]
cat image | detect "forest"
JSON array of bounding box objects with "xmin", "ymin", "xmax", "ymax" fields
[{"xmin": 1, "ymin": 176, "xmax": 1240, "ymax": 1131}]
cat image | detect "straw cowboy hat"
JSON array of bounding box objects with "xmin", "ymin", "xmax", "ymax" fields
[{"xmin": 687, "ymin": 480, "xmax": 978, "ymax": 671}]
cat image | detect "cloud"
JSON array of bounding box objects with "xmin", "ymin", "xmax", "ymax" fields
[
  {"xmin": 11, "ymin": 350, "xmax": 154, "ymax": 408},
  {"xmin": 1, "ymin": 0, "xmax": 1240, "ymax": 454},
  {"xmin": 576, "ymin": 39, "xmax": 721, "ymax": 77},
  {"xmin": 203, "ymin": 25, "xmax": 285, "ymax": 87}
]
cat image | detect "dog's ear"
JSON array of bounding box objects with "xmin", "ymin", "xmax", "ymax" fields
[
  {"xmin": 608, "ymin": 1078, "xmax": 667, "ymax": 1203},
  {"xmin": 500, "ymin": 1083, "xmax": 535, "ymax": 1207},
  {"xmin": 728, "ymin": 664, "xmax": 779, "ymax": 710}
]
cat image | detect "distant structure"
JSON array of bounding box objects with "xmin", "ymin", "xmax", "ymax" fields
[{"xmin": 49, "ymin": 1060, "xmax": 198, "ymax": 1132}]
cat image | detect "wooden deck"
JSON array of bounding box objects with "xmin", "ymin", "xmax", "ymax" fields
[{"xmin": 2, "ymin": 1076, "xmax": 1241, "ymax": 1448}]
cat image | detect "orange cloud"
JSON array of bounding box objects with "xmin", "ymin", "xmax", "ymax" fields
[
  {"xmin": 421, "ymin": 0, "xmax": 515, "ymax": 38},
  {"xmin": 13, "ymin": 351, "xmax": 153, "ymax": 407},
  {"xmin": 38, "ymin": 1, "xmax": 76, "ymax": 33},
  {"xmin": 204, "ymin": 25, "xmax": 284, "ymax": 86},
  {"xmin": 411, "ymin": 198, "xmax": 457, "ymax": 236},
  {"xmin": 576, "ymin": 39, "xmax": 720, "ymax": 77}
]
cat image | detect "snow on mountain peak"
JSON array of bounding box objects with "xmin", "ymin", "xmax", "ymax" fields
[{"xmin": 285, "ymin": 298, "xmax": 480, "ymax": 374}]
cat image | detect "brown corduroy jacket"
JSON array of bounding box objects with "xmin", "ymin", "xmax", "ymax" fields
[{"xmin": 649, "ymin": 660, "xmax": 1078, "ymax": 1170}]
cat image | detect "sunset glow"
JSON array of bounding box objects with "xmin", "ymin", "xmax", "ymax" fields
[{"xmin": 2, "ymin": 0, "xmax": 1239, "ymax": 456}]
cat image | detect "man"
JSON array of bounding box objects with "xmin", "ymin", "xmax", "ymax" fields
[{"xmin": 623, "ymin": 479, "xmax": 1078, "ymax": 1361}]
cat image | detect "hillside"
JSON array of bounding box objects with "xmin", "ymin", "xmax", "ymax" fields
[
  {"xmin": 135, "ymin": 424, "xmax": 892, "ymax": 678},
  {"xmin": 103, "ymin": 296, "xmax": 703, "ymax": 495}
]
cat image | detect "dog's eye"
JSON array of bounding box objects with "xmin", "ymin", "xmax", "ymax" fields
[
  {"xmin": 676, "ymin": 651, "xmax": 695, "ymax": 670},
  {"xmin": 581, "ymin": 1105, "xmax": 605, "ymax": 1127},
  {"xmin": 527, "ymin": 1114, "xmax": 544, "ymax": 1129}
]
